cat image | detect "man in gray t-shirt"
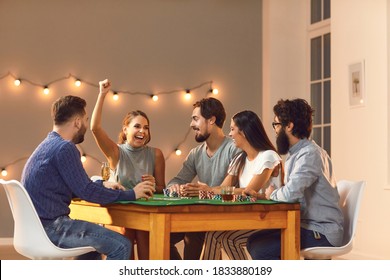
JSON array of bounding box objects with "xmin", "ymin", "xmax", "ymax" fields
[{"xmin": 167, "ymin": 97, "xmax": 240, "ymax": 260}]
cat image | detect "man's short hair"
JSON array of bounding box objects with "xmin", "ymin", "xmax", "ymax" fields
[
  {"xmin": 193, "ymin": 97, "xmax": 226, "ymax": 128},
  {"xmin": 51, "ymin": 95, "xmax": 86, "ymax": 125}
]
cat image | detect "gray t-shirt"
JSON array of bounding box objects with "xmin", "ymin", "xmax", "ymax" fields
[
  {"xmin": 168, "ymin": 137, "xmax": 240, "ymax": 187},
  {"xmin": 113, "ymin": 143, "xmax": 156, "ymax": 189}
]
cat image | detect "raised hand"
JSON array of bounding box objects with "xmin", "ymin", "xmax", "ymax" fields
[{"xmin": 99, "ymin": 79, "xmax": 111, "ymax": 95}]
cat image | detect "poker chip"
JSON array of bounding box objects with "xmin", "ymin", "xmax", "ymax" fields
[
  {"xmin": 163, "ymin": 189, "xmax": 170, "ymax": 197},
  {"xmin": 170, "ymin": 191, "xmax": 179, "ymax": 198},
  {"xmin": 206, "ymin": 191, "xmax": 214, "ymax": 199},
  {"xmin": 199, "ymin": 190, "xmax": 207, "ymax": 199}
]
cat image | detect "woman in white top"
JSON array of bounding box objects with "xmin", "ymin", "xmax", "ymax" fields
[{"xmin": 200, "ymin": 110, "xmax": 283, "ymax": 260}]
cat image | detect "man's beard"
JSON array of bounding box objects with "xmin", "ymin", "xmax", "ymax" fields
[
  {"xmin": 73, "ymin": 124, "xmax": 86, "ymax": 144},
  {"xmin": 276, "ymin": 128, "xmax": 290, "ymax": 155},
  {"xmin": 195, "ymin": 131, "xmax": 210, "ymax": 143}
]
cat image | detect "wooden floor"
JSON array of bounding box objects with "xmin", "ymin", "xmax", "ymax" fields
[
  {"xmin": 0, "ymin": 245, "xmax": 29, "ymax": 260},
  {"xmin": 0, "ymin": 240, "xmax": 185, "ymax": 260}
]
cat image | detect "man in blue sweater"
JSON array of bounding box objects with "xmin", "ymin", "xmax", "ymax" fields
[{"xmin": 22, "ymin": 95, "xmax": 155, "ymax": 260}]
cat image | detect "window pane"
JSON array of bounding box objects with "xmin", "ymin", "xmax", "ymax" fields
[
  {"xmin": 311, "ymin": 36, "xmax": 322, "ymax": 81},
  {"xmin": 311, "ymin": 0, "xmax": 322, "ymax": 24},
  {"xmin": 324, "ymin": 0, "xmax": 331, "ymax": 19},
  {"xmin": 324, "ymin": 33, "xmax": 331, "ymax": 78},
  {"xmin": 312, "ymin": 127, "xmax": 322, "ymax": 146},
  {"xmin": 311, "ymin": 83, "xmax": 322, "ymax": 125},
  {"xmin": 324, "ymin": 126, "xmax": 331, "ymax": 156},
  {"xmin": 324, "ymin": 81, "xmax": 331, "ymax": 124}
]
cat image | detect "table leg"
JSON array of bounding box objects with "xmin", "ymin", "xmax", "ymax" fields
[
  {"xmin": 149, "ymin": 213, "xmax": 171, "ymax": 260},
  {"xmin": 281, "ymin": 210, "xmax": 300, "ymax": 259}
]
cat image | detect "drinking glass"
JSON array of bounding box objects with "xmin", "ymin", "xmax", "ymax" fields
[
  {"xmin": 221, "ymin": 186, "xmax": 235, "ymax": 202},
  {"xmin": 101, "ymin": 162, "xmax": 110, "ymax": 181}
]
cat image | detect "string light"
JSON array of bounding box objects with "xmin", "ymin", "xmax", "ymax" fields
[
  {"xmin": 0, "ymin": 71, "xmax": 219, "ymax": 176},
  {"xmin": 112, "ymin": 91, "xmax": 119, "ymax": 101},
  {"xmin": 81, "ymin": 154, "xmax": 87, "ymax": 163},
  {"xmin": 14, "ymin": 79, "xmax": 21, "ymax": 86},
  {"xmin": 1, "ymin": 168, "xmax": 7, "ymax": 177},
  {"xmin": 43, "ymin": 86, "xmax": 50, "ymax": 95},
  {"xmin": 0, "ymin": 157, "xmax": 29, "ymax": 178},
  {"xmin": 185, "ymin": 89, "xmax": 191, "ymax": 100}
]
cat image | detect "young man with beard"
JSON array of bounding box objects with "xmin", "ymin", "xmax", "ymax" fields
[
  {"xmin": 246, "ymin": 98, "xmax": 344, "ymax": 260},
  {"xmin": 22, "ymin": 95, "xmax": 155, "ymax": 260},
  {"xmin": 167, "ymin": 97, "xmax": 240, "ymax": 260}
]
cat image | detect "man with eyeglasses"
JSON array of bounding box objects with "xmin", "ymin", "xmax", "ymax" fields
[{"xmin": 246, "ymin": 98, "xmax": 344, "ymax": 260}]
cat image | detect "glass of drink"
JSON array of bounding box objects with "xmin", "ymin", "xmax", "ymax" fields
[
  {"xmin": 221, "ymin": 186, "xmax": 235, "ymax": 202},
  {"xmin": 101, "ymin": 162, "xmax": 110, "ymax": 181}
]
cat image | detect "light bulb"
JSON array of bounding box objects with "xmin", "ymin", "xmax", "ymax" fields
[
  {"xmin": 113, "ymin": 92, "xmax": 119, "ymax": 101},
  {"xmin": 184, "ymin": 90, "xmax": 191, "ymax": 100},
  {"xmin": 14, "ymin": 79, "xmax": 21, "ymax": 86},
  {"xmin": 43, "ymin": 86, "xmax": 50, "ymax": 95},
  {"xmin": 1, "ymin": 168, "xmax": 7, "ymax": 177},
  {"xmin": 81, "ymin": 154, "xmax": 87, "ymax": 163},
  {"xmin": 152, "ymin": 95, "xmax": 159, "ymax": 101},
  {"xmin": 175, "ymin": 149, "xmax": 182, "ymax": 156},
  {"xmin": 212, "ymin": 88, "xmax": 219, "ymax": 94},
  {"xmin": 75, "ymin": 79, "xmax": 81, "ymax": 87}
]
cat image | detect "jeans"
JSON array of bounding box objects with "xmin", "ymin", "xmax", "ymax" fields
[
  {"xmin": 170, "ymin": 232, "xmax": 205, "ymax": 260},
  {"xmin": 246, "ymin": 228, "xmax": 333, "ymax": 260},
  {"xmin": 43, "ymin": 216, "xmax": 131, "ymax": 260}
]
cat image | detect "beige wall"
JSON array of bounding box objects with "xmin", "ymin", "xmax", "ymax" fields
[
  {"xmin": 262, "ymin": 0, "xmax": 390, "ymax": 259},
  {"xmin": 0, "ymin": 0, "xmax": 262, "ymax": 237},
  {"xmin": 2, "ymin": 0, "xmax": 389, "ymax": 260},
  {"xmin": 331, "ymin": 0, "xmax": 390, "ymax": 259}
]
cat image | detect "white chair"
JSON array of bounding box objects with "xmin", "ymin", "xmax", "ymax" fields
[
  {"xmin": 0, "ymin": 179, "xmax": 95, "ymax": 259},
  {"xmin": 301, "ymin": 180, "xmax": 365, "ymax": 260}
]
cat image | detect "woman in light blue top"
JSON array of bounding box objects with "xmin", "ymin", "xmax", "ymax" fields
[{"xmin": 91, "ymin": 79, "xmax": 165, "ymax": 260}]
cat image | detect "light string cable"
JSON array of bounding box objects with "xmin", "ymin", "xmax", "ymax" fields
[{"xmin": 0, "ymin": 71, "xmax": 219, "ymax": 176}]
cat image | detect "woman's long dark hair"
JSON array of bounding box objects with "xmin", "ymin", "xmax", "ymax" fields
[{"xmin": 232, "ymin": 110, "xmax": 282, "ymax": 185}]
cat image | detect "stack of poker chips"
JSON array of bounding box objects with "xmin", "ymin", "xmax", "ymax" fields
[
  {"xmin": 199, "ymin": 190, "xmax": 207, "ymax": 199},
  {"xmin": 163, "ymin": 188, "xmax": 170, "ymax": 197},
  {"xmin": 163, "ymin": 188, "xmax": 179, "ymax": 197},
  {"xmin": 199, "ymin": 190, "xmax": 215, "ymax": 199}
]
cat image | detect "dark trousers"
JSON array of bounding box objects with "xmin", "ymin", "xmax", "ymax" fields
[
  {"xmin": 246, "ymin": 228, "xmax": 333, "ymax": 260},
  {"xmin": 170, "ymin": 232, "xmax": 206, "ymax": 260}
]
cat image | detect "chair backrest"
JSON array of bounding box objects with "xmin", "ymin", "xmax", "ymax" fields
[
  {"xmin": 0, "ymin": 179, "xmax": 94, "ymax": 259},
  {"xmin": 336, "ymin": 180, "xmax": 365, "ymax": 246}
]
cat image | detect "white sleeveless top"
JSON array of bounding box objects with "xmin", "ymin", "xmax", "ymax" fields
[{"xmin": 228, "ymin": 150, "xmax": 282, "ymax": 192}]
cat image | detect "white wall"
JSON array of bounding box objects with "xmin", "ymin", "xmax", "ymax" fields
[
  {"xmin": 331, "ymin": 0, "xmax": 390, "ymax": 259},
  {"xmin": 0, "ymin": 0, "xmax": 262, "ymax": 237},
  {"xmin": 261, "ymin": 0, "xmax": 307, "ymax": 143},
  {"xmin": 263, "ymin": 0, "xmax": 390, "ymax": 259}
]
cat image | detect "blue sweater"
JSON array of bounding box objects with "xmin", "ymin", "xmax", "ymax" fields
[{"xmin": 21, "ymin": 131, "xmax": 135, "ymax": 224}]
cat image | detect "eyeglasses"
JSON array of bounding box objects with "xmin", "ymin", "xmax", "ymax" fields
[{"xmin": 272, "ymin": 122, "xmax": 282, "ymax": 129}]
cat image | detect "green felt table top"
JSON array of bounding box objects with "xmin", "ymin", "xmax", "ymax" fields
[{"xmin": 117, "ymin": 194, "xmax": 280, "ymax": 206}]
